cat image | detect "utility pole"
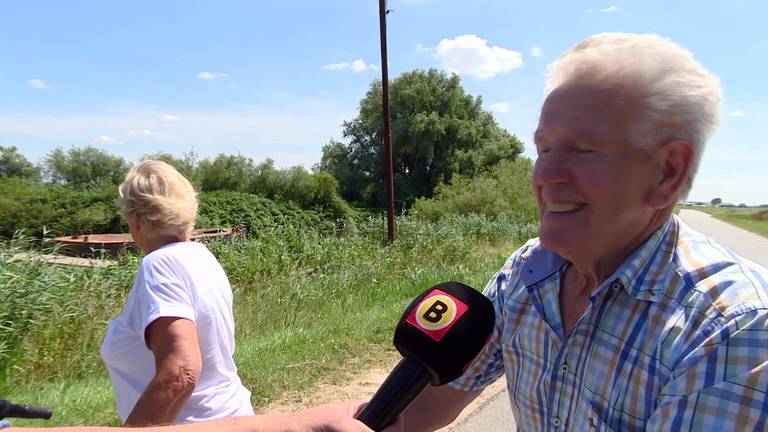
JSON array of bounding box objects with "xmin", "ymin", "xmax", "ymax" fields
[{"xmin": 379, "ymin": 0, "xmax": 396, "ymax": 243}]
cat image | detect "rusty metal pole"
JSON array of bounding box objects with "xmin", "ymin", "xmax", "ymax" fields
[{"xmin": 379, "ymin": 0, "xmax": 396, "ymax": 243}]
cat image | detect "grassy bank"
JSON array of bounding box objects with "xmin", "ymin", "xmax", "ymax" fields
[
  {"xmin": 2, "ymin": 214, "xmax": 536, "ymax": 426},
  {"xmin": 679, "ymin": 206, "xmax": 768, "ymax": 238}
]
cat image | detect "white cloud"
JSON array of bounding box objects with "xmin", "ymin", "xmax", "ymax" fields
[
  {"xmin": 27, "ymin": 79, "xmax": 49, "ymax": 90},
  {"xmin": 588, "ymin": 6, "xmax": 620, "ymax": 13},
  {"xmin": 161, "ymin": 114, "xmax": 184, "ymax": 123},
  {"xmin": 323, "ymin": 58, "xmax": 371, "ymax": 72},
  {"xmin": 489, "ymin": 102, "xmax": 511, "ymax": 113},
  {"xmin": 93, "ymin": 135, "xmax": 121, "ymax": 144},
  {"xmin": 323, "ymin": 62, "xmax": 348, "ymax": 71},
  {"xmin": 434, "ymin": 34, "xmax": 523, "ymax": 79},
  {"xmin": 416, "ymin": 43, "xmax": 432, "ymax": 53},
  {"xmin": 530, "ymin": 46, "xmax": 543, "ymax": 58},
  {"xmin": 126, "ymin": 129, "xmax": 153, "ymax": 136},
  {"xmin": 351, "ymin": 59, "xmax": 367, "ymax": 72},
  {"xmin": 369, "ymin": 64, "xmax": 380, "ymax": 71},
  {"xmin": 196, "ymin": 72, "xmax": 228, "ymax": 80},
  {"xmin": 729, "ymin": 110, "xmax": 747, "ymax": 118}
]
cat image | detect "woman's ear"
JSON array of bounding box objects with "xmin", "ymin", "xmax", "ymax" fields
[
  {"xmin": 127, "ymin": 214, "xmax": 141, "ymax": 233},
  {"xmin": 650, "ymin": 139, "xmax": 694, "ymax": 208}
]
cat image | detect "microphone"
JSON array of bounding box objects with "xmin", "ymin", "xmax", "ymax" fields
[
  {"xmin": 355, "ymin": 282, "xmax": 495, "ymax": 431},
  {"xmin": 0, "ymin": 400, "xmax": 53, "ymax": 420}
]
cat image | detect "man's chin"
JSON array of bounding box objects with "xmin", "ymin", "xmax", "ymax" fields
[{"xmin": 538, "ymin": 231, "xmax": 580, "ymax": 256}]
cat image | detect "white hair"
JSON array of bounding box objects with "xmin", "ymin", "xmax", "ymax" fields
[
  {"xmin": 545, "ymin": 33, "xmax": 722, "ymax": 198},
  {"xmin": 118, "ymin": 160, "xmax": 198, "ymax": 238}
]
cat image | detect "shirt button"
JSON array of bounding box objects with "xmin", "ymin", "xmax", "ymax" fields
[
  {"xmin": 610, "ymin": 279, "xmax": 622, "ymax": 291},
  {"xmin": 553, "ymin": 417, "xmax": 563, "ymax": 427},
  {"xmin": 560, "ymin": 363, "xmax": 569, "ymax": 373}
]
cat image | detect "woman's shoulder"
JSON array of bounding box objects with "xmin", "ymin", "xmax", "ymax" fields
[{"xmin": 140, "ymin": 242, "xmax": 208, "ymax": 273}]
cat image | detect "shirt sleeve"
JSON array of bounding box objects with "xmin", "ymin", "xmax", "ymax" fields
[
  {"xmin": 133, "ymin": 255, "xmax": 197, "ymax": 347},
  {"xmin": 449, "ymin": 245, "xmax": 530, "ymax": 392},
  {"xmin": 646, "ymin": 308, "xmax": 768, "ymax": 431}
]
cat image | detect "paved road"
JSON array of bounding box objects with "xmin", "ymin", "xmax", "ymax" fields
[
  {"xmin": 448, "ymin": 209, "xmax": 767, "ymax": 431},
  {"xmin": 678, "ymin": 209, "xmax": 768, "ymax": 266}
]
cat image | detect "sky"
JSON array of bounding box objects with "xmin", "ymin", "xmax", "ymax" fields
[{"xmin": 1, "ymin": 0, "xmax": 766, "ymax": 205}]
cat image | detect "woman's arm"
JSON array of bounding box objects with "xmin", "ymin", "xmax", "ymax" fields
[
  {"xmin": 7, "ymin": 401, "xmax": 372, "ymax": 432},
  {"xmin": 124, "ymin": 317, "xmax": 202, "ymax": 427}
]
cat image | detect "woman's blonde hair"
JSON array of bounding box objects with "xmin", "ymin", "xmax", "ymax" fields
[{"xmin": 118, "ymin": 160, "xmax": 198, "ymax": 238}]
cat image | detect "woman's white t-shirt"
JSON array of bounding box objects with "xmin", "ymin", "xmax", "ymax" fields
[{"xmin": 100, "ymin": 241, "xmax": 254, "ymax": 423}]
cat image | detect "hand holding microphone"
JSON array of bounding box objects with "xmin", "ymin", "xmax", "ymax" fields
[{"xmin": 355, "ymin": 282, "xmax": 495, "ymax": 431}]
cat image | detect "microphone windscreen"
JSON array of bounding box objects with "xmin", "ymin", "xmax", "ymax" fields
[{"xmin": 393, "ymin": 281, "xmax": 494, "ymax": 385}]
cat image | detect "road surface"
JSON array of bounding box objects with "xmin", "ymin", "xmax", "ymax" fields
[{"xmin": 447, "ymin": 209, "xmax": 767, "ymax": 431}]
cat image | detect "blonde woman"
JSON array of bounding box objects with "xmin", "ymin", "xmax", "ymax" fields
[{"xmin": 100, "ymin": 160, "xmax": 254, "ymax": 426}]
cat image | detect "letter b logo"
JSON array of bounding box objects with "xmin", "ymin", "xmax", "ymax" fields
[
  {"xmin": 406, "ymin": 289, "xmax": 469, "ymax": 341},
  {"xmin": 423, "ymin": 300, "xmax": 449, "ymax": 323}
]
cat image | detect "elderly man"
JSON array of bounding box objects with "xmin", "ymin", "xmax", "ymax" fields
[{"xmin": 387, "ymin": 33, "xmax": 768, "ymax": 431}]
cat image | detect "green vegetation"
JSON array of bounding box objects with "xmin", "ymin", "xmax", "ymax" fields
[
  {"xmin": 1, "ymin": 214, "xmax": 536, "ymax": 426},
  {"xmin": 0, "ymin": 67, "xmax": 535, "ymax": 426},
  {"xmin": 412, "ymin": 158, "xmax": 538, "ymax": 223},
  {"xmin": 316, "ymin": 69, "xmax": 525, "ymax": 210},
  {"xmin": 0, "ymin": 145, "xmax": 40, "ymax": 181},
  {"xmin": 0, "ymin": 177, "xmax": 124, "ymax": 239},
  {"xmin": 680, "ymin": 205, "xmax": 768, "ymax": 238}
]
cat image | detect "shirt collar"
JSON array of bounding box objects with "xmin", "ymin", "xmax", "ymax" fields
[{"xmin": 521, "ymin": 216, "xmax": 679, "ymax": 303}]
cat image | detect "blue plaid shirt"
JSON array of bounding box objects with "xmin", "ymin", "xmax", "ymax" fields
[{"xmin": 451, "ymin": 215, "xmax": 768, "ymax": 431}]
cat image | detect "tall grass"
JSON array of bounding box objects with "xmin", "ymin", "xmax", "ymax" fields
[{"xmin": 1, "ymin": 214, "xmax": 537, "ymax": 426}]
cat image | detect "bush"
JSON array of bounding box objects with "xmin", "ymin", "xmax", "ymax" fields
[
  {"xmin": 197, "ymin": 190, "xmax": 327, "ymax": 234},
  {"xmin": 410, "ymin": 158, "xmax": 538, "ymax": 224},
  {"xmin": 0, "ymin": 178, "xmax": 123, "ymax": 239},
  {"xmin": 0, "ymin": 179, "xmax": 352, "ymax": 240}
]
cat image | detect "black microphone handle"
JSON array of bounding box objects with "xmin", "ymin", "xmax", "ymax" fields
[
  {"xmin": 355, "ymin": 358, "xmax": 432, "ymax": 431},
  {"xmin": 0, "ymin": 400, "xmax": 53, "ymax": 420}
]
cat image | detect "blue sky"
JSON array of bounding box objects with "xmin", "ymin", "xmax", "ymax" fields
[{"xmin": 1, "ymin": 0, "xmax": 766, "ymax": 205}]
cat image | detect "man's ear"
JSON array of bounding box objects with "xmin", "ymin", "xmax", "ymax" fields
[{"xmin": 650, "ymin": 139, "xmax": 694, "ymax": 208}]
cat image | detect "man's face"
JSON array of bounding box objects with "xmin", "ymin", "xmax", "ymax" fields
[{"xmin": 532, "ymin": 83, "xmax": 659, "ymax": 262}]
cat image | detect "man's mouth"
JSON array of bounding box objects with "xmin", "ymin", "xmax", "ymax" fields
[{"xmin": 545, "ymin": 202, "xmax": 586, "ymax": 213}]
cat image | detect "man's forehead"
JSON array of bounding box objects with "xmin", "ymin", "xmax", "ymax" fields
[{"xmin": 534, "ymin": 83, "xmax": 643, "ymax": 144}]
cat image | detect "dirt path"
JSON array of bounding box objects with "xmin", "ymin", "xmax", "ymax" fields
[{"xmin": 257, "ymin": 360, "xmax": 507, "ymax": 431}]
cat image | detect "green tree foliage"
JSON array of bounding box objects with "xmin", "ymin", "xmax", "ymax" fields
[
  {"xmin": 411, "ymin": 158, "xmax": 538, "ymax": 223},
  {"xmin": 141, "ymin": 150, "xmax": 200, "ymax": 188},
  {"xmin": 44, "ymin": 146, "xmax": 131, "ymax": 185},
  {"xmin": 711, "ymin": 197, "xmax": 722, "ymax": 206},
  {"xmin": 316, "ymin": 68, "xmax": 525, "ymax": 209},
  {"xmin": 197, "ymin": 190, "xmax": 322, "ymax": 233},
  {"xmin": 0, "ymin": 145, "xmax": 41, "ymax": 180},
  {"xmin": 199, "ymin": 156, "xmax": 353, "ymax": 220},
  {"xmin": 198, "ymin": 153, "xmax": 255, "ymax": 192},
  {"xmin": 0, "ymin": 177, "xmax": 123, "ymax": 238}
]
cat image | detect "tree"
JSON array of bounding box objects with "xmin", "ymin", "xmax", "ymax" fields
[
  {"xmin": 316, "ymin": 68, "xmax": 524, "ymax": 209},
  {"xmin": 711, "ymin": 197, "xmax": 722, "ymax": 206},
  {"xmin": 44, "ymin": 146, "xmax": 131, "ymax": 186},
  {"xmin": 0, "ymin": 145, "xmax": 41, "ymax": 180},
  {"xmin": 141, "ymin": 150, "xmax": 199, "ymax": 188},
  {"xmin": 411, "ymin": 158, "xmax": 537, "ymax": 223},
  {"xmin": 197, "ymin": 153, "xmax": 255, "ymax": 192}
]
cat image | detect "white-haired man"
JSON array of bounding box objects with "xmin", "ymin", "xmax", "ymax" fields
[{"xmin": 385, "ymin": 33, "xmax": 768, "ymax": 431}]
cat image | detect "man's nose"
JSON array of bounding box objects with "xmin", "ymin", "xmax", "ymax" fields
[{"xmin": 533, "ymin": 151, "xmax": 570, "ymax": 186}]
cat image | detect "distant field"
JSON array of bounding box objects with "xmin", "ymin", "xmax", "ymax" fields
[{"xmin": 678, "ymin": 205, "xmax": 768, "ymax": 238}]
